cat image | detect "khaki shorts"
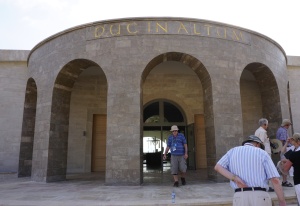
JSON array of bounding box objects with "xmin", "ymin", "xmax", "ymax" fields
[
  {"xmin": 233, "ymin": 190, "xmax": 271, "ymax": 206},
  {"xmin": 171, "ymin": 155, "xmax": 187, "ymax": 175}
]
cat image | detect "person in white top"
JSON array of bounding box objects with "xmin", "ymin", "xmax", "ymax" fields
[
  {"xmin": 254, "ymin": 118, "xmax": 274, "ymax": 192},
  {"xmin": 255, "ymin": 118, "xmax": 271, "ymax": 155}
]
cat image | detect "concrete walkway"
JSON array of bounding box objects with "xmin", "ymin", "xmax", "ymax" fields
[{"xmin": 0, "ymin": 172, "xmax": 298, "ymax": 206}]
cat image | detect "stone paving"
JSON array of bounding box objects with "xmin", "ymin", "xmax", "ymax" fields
[{"xmin": 0, "ymin": 172, "xmax": 298, "ymax": 206}]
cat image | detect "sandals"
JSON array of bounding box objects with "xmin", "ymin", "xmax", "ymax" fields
[
  {"xmin": 282, "ymin": 181, "xmax": 293, "ymax": 187},
  {"xmin": 173, "ymin": 178, "xmax": 186, "ymax": 187}
]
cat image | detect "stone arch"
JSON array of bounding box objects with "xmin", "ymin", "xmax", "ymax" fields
[
  {"xmin": 47, "ymin": 59, "xmax": 104, "ymax": 182},
  {"xmin": 142, "ymin": 52, "xmax": 213, "ymax": 121},
  {"xmin": 67, "ymin": 64, "xmax": 108, "ymax": 174},
  {"xmin": 18, "ymin": 78, "xmax": 37, "ymax": 177},
  {"xmin": 240, "ymin": 62, "xmax": 282, "ymax": 139},
  {"xmin": 141, "ymin": 52, "xmax": 214, "ymax": 178}
]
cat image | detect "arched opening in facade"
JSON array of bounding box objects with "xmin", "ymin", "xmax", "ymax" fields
[
  {"xmin": 143, "ymin": 99, "xmax": 187, "ymax": 183},
  {"xmin": 67, "ymin": 64, "xmax": 108, "ymax": 174},
  {"xmin": 142, "ymin": 52, "xmax": 213, "ymax": 184},
  {"xmin": 18, "ymin": 78, "xmax": 37, "ymax": 177},
  {"xmin": 48, "ymin": 59, "xmax": 107, "ymax": 182},
  {"xmin": 240, "ymin": 62, "xmax": 282, "ymax": 145}
]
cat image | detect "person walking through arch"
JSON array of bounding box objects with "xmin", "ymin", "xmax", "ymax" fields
[{"xmin": 163, "ymin": 125, "xmax": 188, "ymax": 187}]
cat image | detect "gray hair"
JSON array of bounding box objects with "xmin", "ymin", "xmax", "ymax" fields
[{"xmin": 258, "ymin": 118, "xmax": 268, "ymax": 126}]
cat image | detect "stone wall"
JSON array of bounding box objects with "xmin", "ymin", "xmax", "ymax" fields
[
  {"xmin": 287, "ymin": 56, "xmax": 300, "ymax": 134},
  {"xmin": 0, "ymin": 50, "xmax": 29, "ymax": 172}
]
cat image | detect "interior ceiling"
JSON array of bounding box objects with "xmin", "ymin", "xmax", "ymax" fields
[
  {"xmin": 241, "ymin": 69, "xmax": 256, "ymax": 81},
  {"xmin": 151, "ymin": 61, "xmax": 195, "ymax": 74},
  {"xmin": 79, "ymin": 66, "xmax": 105, "ymax": 76}
]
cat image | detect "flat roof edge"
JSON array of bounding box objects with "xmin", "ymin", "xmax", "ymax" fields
[
  {"xmin": 0, "ymin": 50, "xmax": 30, "ymax": 62},
  {"xmin": 287, "ymin": 56, "xmax": 300, "ymax": 66}
]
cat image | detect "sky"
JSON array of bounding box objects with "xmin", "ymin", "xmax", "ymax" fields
[{"xmin": 0, "ymin": 0, "xmax": 299, "ymax": 56}]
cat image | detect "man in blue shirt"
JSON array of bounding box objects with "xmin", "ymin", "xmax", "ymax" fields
[
  {"xmin": 277, "ymin": 119, "xmax": 292, "ymax": 146},
  {"xmin": 214, "ymin": 135, "xmax": 286, "ymax": 206},
  {"xmin": 276, "ymin": 119, "xmax": 293, "ymax": 187},
  {"xmin": 163, "ymin": 125, "xmax": 188, "ymax": 187}
]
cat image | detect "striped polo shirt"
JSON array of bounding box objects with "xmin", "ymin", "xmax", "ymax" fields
[{"xmin": 217, "ymin": 143, "xmax": 280, "ymax": 189}]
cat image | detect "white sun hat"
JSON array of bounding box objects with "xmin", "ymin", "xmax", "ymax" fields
[{"xmin": 170, "ymin": 125, "xmax": 179, "ymax": 131}]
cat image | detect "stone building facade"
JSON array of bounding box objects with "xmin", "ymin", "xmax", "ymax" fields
[{"xmin": 0, "ymin": 17, "xmax": 299, "ymax": 185}]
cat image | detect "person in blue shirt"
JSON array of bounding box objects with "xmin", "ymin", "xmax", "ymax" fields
[
  {"xmin": 276, "ymin": 119, "xmax": 292, "ymax": 146},
  {"xmin": 163, "ymin": 125, "xmax": 188, "ymax": 187},
  {"xmin": 276, "ymin": 119, "xmax": 294, "ymax": 187}
]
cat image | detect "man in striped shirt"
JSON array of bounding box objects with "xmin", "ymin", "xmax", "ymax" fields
[{"xmin": 215, "ymin": 135, "xmax": 286, "ymax": 206}]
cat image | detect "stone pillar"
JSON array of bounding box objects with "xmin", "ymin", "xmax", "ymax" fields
[
  {"xmin": 18, "ymin": 78, "xmax": 37, "ymax": 177},
  {"xmin": 31, "ymin": 73, "xmax": 53, "ymax": 182},
  {"xmin": 31, "ymin": 84, "xmax": 53, "ymax": 182},
  {"xmin": 206, "ymin": 66, "xmax": 244, "ymax": 182},
  {"xmin": 105, "ymin": 64, "xmax": 142, "ymax": 185}
]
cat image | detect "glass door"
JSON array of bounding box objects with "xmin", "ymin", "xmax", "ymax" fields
[{"xmin": 143, "ymin": 126, "xmax": 163, "ymax": 169}]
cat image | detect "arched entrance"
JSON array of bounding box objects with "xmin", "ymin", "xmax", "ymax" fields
[
  {"xmin": 18, "ymin": 78, "xmax": 37, "ymax": 177},
  {"xmin": 240, "ymin": 63, "xmax": 282, "ymax": 138},
  {"xmin": 142, "ymin": 99, "xmax": 210, "ymax": 184},
  {"xmin": 240, "ymin": 63, "xmax": 282, "ymax": 163},
  {"xmin": 143, "ymin": 99, "xmax": 189, "ymax": 170},
  {"xmin": 141, "ymin": 52, "xmax": 213, "ymax": 184},
  {"xmin": 35, "ymin": 59, "xmax": 108, "ymax": 182},
  {"xmin": 143, "ymin": 99, "xmax": 200, "ymax": 184}
]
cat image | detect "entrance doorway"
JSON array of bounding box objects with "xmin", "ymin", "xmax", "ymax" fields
[
  {"xmin": 143, "ymin": 100, "xmax": 196, "ymax": 183},
  {"xmin": 91, "ymin": 114, "xmax": 106, "ymax": 172}
]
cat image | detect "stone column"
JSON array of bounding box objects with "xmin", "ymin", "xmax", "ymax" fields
[
  {"xmin": 105, "ymin": 64, "xmax": 142, "ymax": 185},
  {"xmin": 206, "ymin": 65, "xmax": 244, "ymax": 181},
  {"xmin": 31, "ymin": 80, "xmax": 53, "ymax": 182}
]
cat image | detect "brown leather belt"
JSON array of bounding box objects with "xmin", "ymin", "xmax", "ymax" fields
[{"xmin": 235, "ymin": 187, "xmax": 266, "ymax": 192}]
